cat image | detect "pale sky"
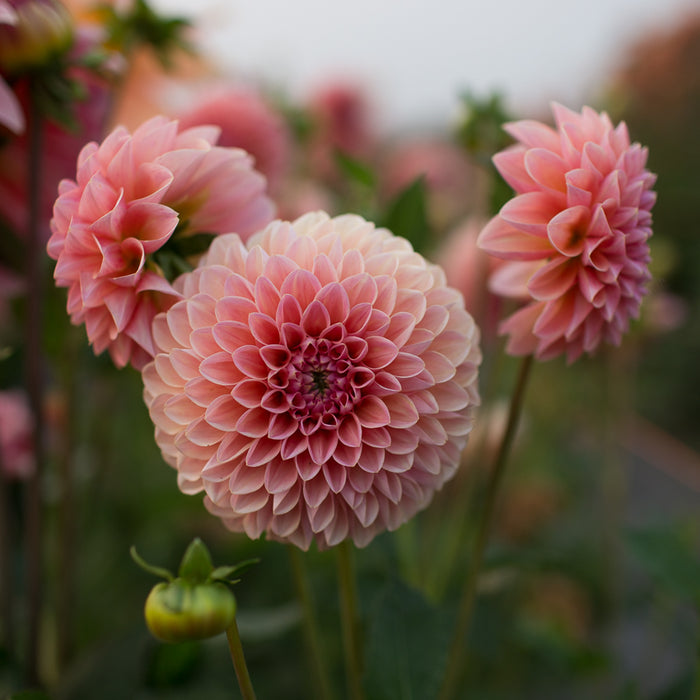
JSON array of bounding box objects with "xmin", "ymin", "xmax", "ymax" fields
[{"xmin": 153, "ymin": 0, "xmax": 699, "ymax": 130}]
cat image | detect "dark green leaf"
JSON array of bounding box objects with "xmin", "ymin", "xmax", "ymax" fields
[
  {"xmin": 379, "ymin": 176, "xmax": 431, "ymax": 255},
  {"xmin": 9, "ymin": 692, "xmax": 52, "ymax": 700},
  {"xmin": 626, "ymin": 525, "xmax": 700, "ymax": 603},
  {"xmin": 364, "ymin": 579, "xmax": 451, "ymax": 700}
]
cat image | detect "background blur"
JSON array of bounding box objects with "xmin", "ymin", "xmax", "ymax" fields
[{"xmin": 1, "ymin": 1, "xmax": 699, "ymax": 698}]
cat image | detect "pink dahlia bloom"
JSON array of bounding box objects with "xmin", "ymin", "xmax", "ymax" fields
[
  {"xmin": 0, "ymin": 389, "xmax": 34, "ymax": 480},
  {"xmin": 177, "ymin": 86, "xmax": 291, "ymax": 192},
  {"xmin": 47, "ymin": 115, "xmax": 275, "ymax": 370},
  {"xmin": 143, "ymin": 212, "xmax": 481, "ymax": 549},
  {"xmin": 478, "ymin": 103, "xmax": 656, "ymax": 362}
]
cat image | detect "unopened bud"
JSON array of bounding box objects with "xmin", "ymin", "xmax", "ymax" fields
[{"xmin": 144, "ymin": 580, "xmax": 237, "ymax": 643}]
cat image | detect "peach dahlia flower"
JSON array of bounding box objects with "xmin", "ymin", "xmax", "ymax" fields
[
  {"xmin": 478, "ymin": 103, "xmax": 656, "ymax": 362},
  {"xmin": 48, "ymin": 116, "xmax": 274, "ymax": 370},
  {"xmin": 143, "ymin": 212, "xmax": 481, "ymax": 549}
]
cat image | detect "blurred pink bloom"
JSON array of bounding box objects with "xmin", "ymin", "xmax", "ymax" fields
[
  {"xmin": 177, "ymin": 87, "xmax": 291, "ymax": 192},
  {"xmin": 47, "ymin": 116, "xmax": 275, "ymax": 370},
  {"xmin": 307, "ymin": 81, "xmax": 376, "ymax": 179},
  {"xmin": 0, "ymin": 0, "xmax": 23, "ymax": 133},
  {"xmin": 437, "ymin": 218, "xmax": 503, "ymax": 341},
  {"xmin": 382, "ymin": 138, "xmax": 477, "ymax": 230},
  {"xmin": 478, "ymin": 103, "xmax": 656, "ymax": 362},
  {"xmin": 143, "ymin": 212, "xmax": 481, "ymax": 549},
  {"xmin": 0, "ymin": 389, "xmax": 34, "ymax": 479}
]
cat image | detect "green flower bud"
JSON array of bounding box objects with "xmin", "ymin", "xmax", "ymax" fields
[
  {"xmin": 131, "ymin": 538, "xmax": 258, "ymax": 644},
  {"xmin": 144, "ymin": 580, "xmax": 237, "ymax": 643}
]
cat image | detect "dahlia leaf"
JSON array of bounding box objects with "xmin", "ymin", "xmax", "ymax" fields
[
  {"xmin": 626, "ymin": 525, "xmax": 700, "ymax": 604},
  {"xmin": 364, "ymin": 579, "xmax": 451, "ymax": 700},
  {"xmin": 380, "ymin": 176, "xmax": 431, "ymax": 255}
]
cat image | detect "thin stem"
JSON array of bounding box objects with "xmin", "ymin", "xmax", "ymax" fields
[
  {"xmin": 226, "ymin": 618, "xmax": 257, "ymax": 700},
  {"xmin": 692, "ymin": 626, "xmax": 700, "ymax": 700},
  {"xmin": 439, "ymin": 354, "xmax": 534, "ymax": 700},
  {"xmin": 23, "ymin": 80, "xmax": 46, "ymax": 688},
  {"xmin": 0, "ymin": 447, "xmax": 14, "ymax": 652},
  {"xmin": 288, "ymin": 546, "xmax": 335, "ymax": 700},
  {"xmin": 336, "ymin": 540, "xmax": 364, "ymax": 700}
]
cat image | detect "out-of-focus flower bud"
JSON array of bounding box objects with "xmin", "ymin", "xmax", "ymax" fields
[{"xmin": 0, "ymin": 0, "xmax": 73, "ymax": 76}]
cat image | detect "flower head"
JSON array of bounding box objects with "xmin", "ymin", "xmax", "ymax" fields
[
  {"xmin": 47, "ymin": 115, "xmax": 275, "ymax": 369},
  {"xmin": 143, "ymin": 212, "xmax": 481, "ymax": 549},
  {"xmin": 478, "ymin": 103, "xmax": 656, "ymax": 362}
]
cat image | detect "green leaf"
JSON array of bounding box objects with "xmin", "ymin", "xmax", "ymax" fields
[
  {"xmin": 334, "ymin": 150, "xmax": 376, "ymax": 189},
  {"xmin": 379, "ymin": 176, "xmax": 431, "ymax": 255},
  {"xmin": 130, "ymin": 546, "xmax": 174, "ymax": 581},
  {"xmin": 364, "ymin": 579, "xmax": 451, "ymax": 700},
  {"xmin": 626, "ymin": 525, "xmax": 700, "ymax": 603},
  {"xmin": 9, "ymin": 692, "xmax": 52, "ymax": 700},
  {"xmin": 178, "ymin": 538, "xmax": 214, "ymax": 583}
]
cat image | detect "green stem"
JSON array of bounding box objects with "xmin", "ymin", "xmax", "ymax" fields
[
  {"xmin": 692, "ymin": 625, "xmax": 700, "ymax": 700},
  {"xmin": 439, "ymin": 355, "xmax": 534, "ymax": 700},
  {"xmin": 226, "ymin": 618, "xmax": 257, "ymax": 700},
  {"xmin": 288, "ymin": 547, "xmax": 335, "ymax": 700},
  {"xmin": 23, "ymin": 79, "xmax": 46, "ymax": 688},
  {"xmin": 336, "ymin": 540, "xmax": 364, "ymax": 700},
  {"xmin": 0, "ymin": 445, "xmax": 14, "ymax": 652}
]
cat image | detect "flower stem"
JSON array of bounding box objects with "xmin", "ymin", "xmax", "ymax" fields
[
  {"xmin": 23, "ymin": 79, "xmax": 47, "ymax": 688},
  {"xmin": 0, "ymin": 449, "xmax": 14, "ymax": 652},
  {"xmin": 225, "ymin": 618, "xmax": 257, "ymax": 700},
  {"xmin": 439, "ymin": 354, "xmax": 534, "ymax": 700},
  {"xmin": 288, "ymin": 546, "xmax": 335, "ymax": 700},
  {"xmin": 336, "ymin": 540, "xmax": 364, "ymax": 700}
]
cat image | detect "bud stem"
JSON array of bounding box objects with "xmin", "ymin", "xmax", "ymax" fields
[{"xmin": 226, "ymin": 618, "xmax": 257, "ymax": 700}]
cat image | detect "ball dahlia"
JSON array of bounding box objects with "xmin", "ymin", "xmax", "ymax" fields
[
  {"xmin": 47, "ymin": 116, "xmax": 275, "ymax": 370},
  {"xmin": 143, "ymin": 212, "xmax": 481, "ymax": 549},
  {"xmin": 478, "ymin": 103, "xmax": 656, "ymax": 362}
]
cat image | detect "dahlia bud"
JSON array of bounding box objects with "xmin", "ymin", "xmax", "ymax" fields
[
  {"xmin": 0, "ymin": 0, "xmax": 73, "ymax": 76},
  {"xmin": 144, "ymin": 579, "xmax": 236, "ymax": 643},
  {"xmin": 131, "ymin": 538, "xmax": 257, "ymax": 644}
]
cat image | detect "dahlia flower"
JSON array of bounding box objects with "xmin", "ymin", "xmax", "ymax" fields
[
  {"xmin": 478, "ymin": 103, "xmax": 656, "ymax": 362},
  {"xmin": 48, "ymin": 115, "xmax": 274, "ymax": 369},
  {"xmin": 177, "ymin": 87, "xmax": 291, "ymax": 192},
  {"xmin": 143, "ymin": 212, "xmax": 481, "ymax": 549}
]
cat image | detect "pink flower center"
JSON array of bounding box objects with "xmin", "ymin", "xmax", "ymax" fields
[{"xmin": 273, "ymin": 336, "xmax": 362, "ymax": 434}]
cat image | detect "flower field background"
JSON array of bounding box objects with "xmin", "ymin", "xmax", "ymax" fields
[{"xmin": 0, "ymin": 1, "xmax": 699, "ymax": 699}]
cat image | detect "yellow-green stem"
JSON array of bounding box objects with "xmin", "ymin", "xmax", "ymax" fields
[
  {"xmin": 226, "ymin": 618, "xmax": 257, "ymax": 700},
  {"xmin": 337, "ymin": 540, "xmax": 364, "ymax": 700},
  {"xmin": 439, "ymin": 354, "xmax": 534, "ymax": 700}
]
